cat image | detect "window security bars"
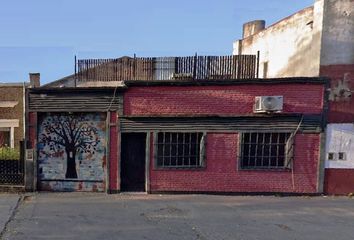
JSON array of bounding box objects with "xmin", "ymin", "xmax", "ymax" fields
[
  {"xmin": 155, "ymin": 132, "xmax": 205, "ymax": 168},
  {"xmin": 240, "ymin": 132, "xmax": 293, "ymax": 169}
]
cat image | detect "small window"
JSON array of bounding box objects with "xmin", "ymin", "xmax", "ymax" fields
[
  {"xmin": 155, "ymin": 132, "xmax": 206, "ymax": 168},
  {"xmin": 338, "ymin": 152, "xmax": 346, "ymax": 161},
  {"xmin": 328, "ymin": 152, "xmax": 336, "ymax": 161},
  {"xmin": 240, "ymin": 132, "xmax": 293, "ymax": 169}
]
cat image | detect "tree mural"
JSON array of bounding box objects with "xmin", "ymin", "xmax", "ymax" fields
[{"xmin": 39, "ymin": 114, "xmax": 100, "ymax": 179}]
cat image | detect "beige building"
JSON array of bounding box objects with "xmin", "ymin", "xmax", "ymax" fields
[
  {"xmin": 0, "ymin": 83, "xmax": 26, "ymax": 149},
  {"xmin": 0, "ymin": 74, "xmax": 40, "ymax": 149},
  {"xmin": 233, "ymin": 0, "xmax": 354, "ymax": 79}
]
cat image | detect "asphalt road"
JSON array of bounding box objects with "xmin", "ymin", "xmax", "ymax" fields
[{"xmin": 1, "ymin": 193, "xmax": 354, "ymax": 240}]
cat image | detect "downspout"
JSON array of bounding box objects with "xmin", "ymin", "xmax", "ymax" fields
[{"xmin": 22, "ymin": 82, "xmax": 26, "ymax": 145}]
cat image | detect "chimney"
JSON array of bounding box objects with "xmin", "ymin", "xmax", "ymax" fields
[
  {"xmin": 243, "ymin": 20, "xmax": 266, "ymax": 38},
  {"xmin": 29, "ymin": 73, "xmax": 40, "ymax": 88}
]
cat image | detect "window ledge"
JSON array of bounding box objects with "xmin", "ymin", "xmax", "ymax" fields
[
  {"xmin": 239, "ymin": 168, "xmax": 291, "ymax": 172},
  {"xmin": 154, "ymin": 166, "xmax": 206, "ymax": 171}
]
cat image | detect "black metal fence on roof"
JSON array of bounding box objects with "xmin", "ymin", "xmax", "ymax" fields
[{"xmin": 76, "ymin": 54, "xmax": 259, "ymax": 83}]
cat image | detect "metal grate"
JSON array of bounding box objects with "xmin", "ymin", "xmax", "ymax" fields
[
  {"xmin": 156, "ymin": 132, "xmax": 204, "ymax": 168},
  {"xmin": 240, "ymin": 132, "xmax": 293, "ymax": 169},
  {"xmin": 0, "ymin": 142, "xmax": 25, "ymax": 185}
]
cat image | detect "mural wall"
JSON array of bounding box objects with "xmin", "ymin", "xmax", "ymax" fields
[{"xmin": 37, "ymin": 112, "xmax": 107, "ymax": 192}]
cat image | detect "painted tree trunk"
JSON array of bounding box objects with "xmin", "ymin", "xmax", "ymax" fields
[{"xmin": 65, "ymin": 150, "xmax": 78, "ymax": 179}]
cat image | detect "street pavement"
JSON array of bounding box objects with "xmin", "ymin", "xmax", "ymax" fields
[
  {"xmin": 1, "ymin": 193, "xmax": 354, "ymax": 240},
  {"xmin": 0, "ymin": 194, "xmax": 20, "ymax": 239}
]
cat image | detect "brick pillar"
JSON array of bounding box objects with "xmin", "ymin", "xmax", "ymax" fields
[
  {"xmin": 29, "ymin": 73, "xmax": 40, "ymax": 88},
  {"xmin": 25, "ymin": 112, "xmax": 37, "ymax": 191},
  {"xmin": 108, "ymin": 111, "xmax": 119, "ymax": 193}
]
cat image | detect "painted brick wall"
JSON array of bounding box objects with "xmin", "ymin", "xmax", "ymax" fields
[
  {"xmin": 324, "ymin": 169, "xmax": 354, "ymax": 195},
  {"xmin": 320, "ymin": 64, "xmax": 354, "ymax": 123},
  {"xmin": 109, "ymin": 111, "xmax": 119, "ymax": 192},
  {"xmin": 149, "ymin": 133, "xmax": 320, "ymax": 193},
  {"xmin": 28, "ymin": 112, "xmax": 37, "ymax": 149},
  {"xmin": 124, "ymin": 84, "xmax": 324, "ymax": 116}
]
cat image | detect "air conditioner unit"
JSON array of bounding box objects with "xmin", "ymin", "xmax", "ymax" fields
[{"xmin": 254, "ymin": 96, "xmax": 283, "ymax": 113}]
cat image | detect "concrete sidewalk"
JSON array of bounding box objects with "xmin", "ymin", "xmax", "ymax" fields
[{"xmin": 0, "ymin": 194, "xmax": 21, "ymax": 237}]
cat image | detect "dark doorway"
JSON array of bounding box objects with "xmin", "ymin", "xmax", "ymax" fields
[{"xmin": 121, "ymin": 133, "xmax": 146, "ymax": 192}]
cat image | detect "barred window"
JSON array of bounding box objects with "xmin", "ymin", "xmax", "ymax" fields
[
  {"xmin": 155, "ymin": 132, "xmax": 206, "ymax": 168},
  {"xmin": 240, "ymin": 132, "xmax": 293, "ymax": 169}
]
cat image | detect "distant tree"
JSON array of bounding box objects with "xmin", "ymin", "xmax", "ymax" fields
[{"xmin": 39, "ymin": 114, "xmax": 100, "ymax": 179}]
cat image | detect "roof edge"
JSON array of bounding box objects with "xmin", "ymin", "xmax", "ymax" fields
[{"xmin": 124, "ymin": 77, "xmax": 329, "ymax": 87}]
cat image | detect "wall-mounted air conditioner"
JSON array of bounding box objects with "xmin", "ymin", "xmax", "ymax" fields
[{"xmin": 254, "ymin": 96, "xmax": 283, "ymax": 113}]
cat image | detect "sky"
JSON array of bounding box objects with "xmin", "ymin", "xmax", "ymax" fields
[{"xmin": 0, "ymin": 0, "xmax": 313, "ymax": 84}]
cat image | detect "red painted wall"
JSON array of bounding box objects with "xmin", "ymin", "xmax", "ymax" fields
[
  {"xmin": 28, "ymin": 112, "xmax": 37, "ymax": 149},
  {"xmin": 324, "ymin": 169, "xmax": 354, "ymax": 195},
  {"xmin": 109, "ymin": 111, "xmax": 119, "ymax": 192},
  {"xmin": 320, "ymin": 65, "xmax": 354, "ymax": 195},
  {"xmin": 124, "ymin": 84, "xmax": 324, "ymax": 116},
  {"xmin": 320, "ymin": 64, "xmax": 354, "ymax": 123},
  {"xmin": 149, "ymin": 133, "xmax": 320, "ymax": 193}
]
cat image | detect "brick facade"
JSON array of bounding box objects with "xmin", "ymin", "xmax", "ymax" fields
[
  {"xmin": 28, "ymin": 80, "xmax": 326, "ymax": 193},
  {"xmin": 122, "ymin": 81, "xmax": 325, "ymax": 194},
  {"xmin": 0, "ymin": 85, "xmax": 25, "ymax": 149},
  {"xmin": 149, "ymin": 133, "xmax": 319, "ymax": 193},
  {"xmin": 109, "ymin": 111, "xmax": 119, "ymax": 192},
  {"xmin": 124, "ymin": 84, "xmax": 324, "ymax": 116}
]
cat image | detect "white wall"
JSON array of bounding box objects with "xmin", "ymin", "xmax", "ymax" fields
[
  {"xmin": 320, "ymin": 0, "xmax": 354, "ymax": 66},
  {"xmin": 233, "ymin": 6, "xmax": 321, "ymax": 78},
  {"xmin": 325, "ymin": 124, "xmax": 354, "ymax": 169}
]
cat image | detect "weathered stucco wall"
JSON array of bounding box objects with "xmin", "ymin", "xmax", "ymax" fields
[
  {"xmin": 233, "ymin": 6, "xmax": 320, "ymax": 78},
  {"xmin": 320, "ymin": 0, "xmax": 354, "ymax": 66},
  {"xmin": 318, "ymin": 0, "xmax": 354, "ymax": 123},
  {"xmin": 320, "ymin": 65, "xmax": 354, "ymax": 123}
]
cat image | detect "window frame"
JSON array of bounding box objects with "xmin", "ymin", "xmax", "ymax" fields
[
  {"xmin": 153, "ymin": 131, "xmax": 207, "ymax": 170},
  {"xmin": 238, "ymin": 131, "xmax": 294, "ymax": 171},
  {"xmin": 0, "ymin": 119, "xmax": 19, "ymax": 149},
  {"xmin": 0, "ymin": 127, "xmax": 11, "ymax": 147}
]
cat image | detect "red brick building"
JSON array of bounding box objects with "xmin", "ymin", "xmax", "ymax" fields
[
  {"xmin": 28, "ymin": 77, "xmax": 328, "ymax": 194},
  {"xmin": 233, "ymin": 0, "xmax": 354, "ymax": 195}
]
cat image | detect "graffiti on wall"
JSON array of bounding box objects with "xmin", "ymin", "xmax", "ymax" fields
[{"xmin": 38, "ymin": 113, "xmax": 106, "ymax": 191}]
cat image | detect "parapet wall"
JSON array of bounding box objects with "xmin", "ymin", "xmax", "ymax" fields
[{"xmin": 233, "ymin": 7, "xmax": 319, "ymax": 78}]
